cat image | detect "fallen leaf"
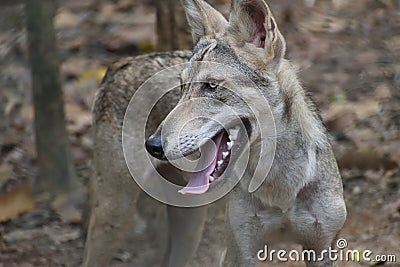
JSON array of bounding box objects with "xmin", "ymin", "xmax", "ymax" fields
[
  {"xmin": 65, "ymin": 103, "xmax": 92, "ymax": 134},
  {"xmin": 3, "ymin": 228, "xmax": 43, "ymax": 243},
  {"xmin": 76, "ymin": 66, "xmax": 107, "ymax": 84},
  {"xmin": 114, "ymin": 251, "xmax": 132, "ymax": 263},
  {"xmin": 0, "ymin": 181, "xmax": 35, "ymax": 223},
  {"xmin": 338, "ymin": 146, "xmax": 398, "ymax": 171},
  {"xmin": 374, "ymin": 83, "xmax": 392, "ymax": 100},
  {"xmin": 323, "ymin": 100, "xmax": 380, "ymax": 122},
  {"xmin": 301, "ymin": 13, "xmax": 347, "ymax": 34},
  {"xmin": 62, "ymin": 35, "xmax": 89, "ymax": 51},
  {"xmin": 94, "ymin": 8, "xmax": 155, "ymax": 26},
  {"xmin": 44, "ymin": 226, "xmax": 81, "ymax": 244},
  {"xmin": 13, "ymin": 209, "xmax": 54, "ymax": 229},
  {"xmin": 63, "ymin": 0, "xmax": 96, "ymax": 9},
  {"xmin": 114, "ymin": 0, "xmax": 135, "ymax": 11},
  {"xmin": 52, "ymin": 189, "xmax": 87, "ymax": 224},
  {"xmin": 101, "ymin": 24, "xmax": 155, "ymax": 51},
  {"xmin": 19, "ymin": 105, "xmax": 34, "ymax": 122},
  {"xmin": 325, "ymin": 112, "xmax": 357, "ymax": 134},
  {"xmin": 61, "ymin": 57, "xmax": 103, "ymax": 79},
  {"xmin": 55, "ymin": 9, "xmax": 80, "ymax": 29},
  {"xmin": 0, "ymin": 162, "xmax": 13, "ymax": 188}
]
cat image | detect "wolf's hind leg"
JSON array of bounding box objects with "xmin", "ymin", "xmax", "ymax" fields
[
  {"xmin": 83, "ymin": 168, "xmax": 139, "ymax": 267},
  {"xmin": 83, "ymin": 123, "xmax": 141, "ymax": 267}
]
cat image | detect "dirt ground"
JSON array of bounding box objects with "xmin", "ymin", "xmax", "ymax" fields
[{"xmin": 0, "ymin": 0, "xmax": 399, "ymax": 266}]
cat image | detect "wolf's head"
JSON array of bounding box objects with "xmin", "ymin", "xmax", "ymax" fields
[{"xmin": 146, "ymin": 0, "xmax": 287, "ymax": 194}]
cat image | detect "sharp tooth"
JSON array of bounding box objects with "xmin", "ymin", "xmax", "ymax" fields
[
  {"xmin": 222, "ymin": 151, "xmax": 229, "ymax": 159},
  {"xmin": 217, "ymin": 160, "xmax": 223, "ymax": 167},
  {"xmin": 227, "ymin": 141, "xmax": 234, "ymax": 150},
  {"xmin": 228, "ymin": 128, "xmax": 239, "ymax": 141},
  {"xmin": 209, "ymin": 176, "xmax": 215, "ymax": 182}
]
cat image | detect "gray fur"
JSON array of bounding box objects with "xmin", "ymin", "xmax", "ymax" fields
[{"xmin": 84, "ymin": 1, "xmax": 346, "ymax": 266}]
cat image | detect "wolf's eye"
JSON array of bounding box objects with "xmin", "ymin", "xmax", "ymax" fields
[{"xmin": 207, "ymin": 82, "xmax": 219, "ymax": 89}]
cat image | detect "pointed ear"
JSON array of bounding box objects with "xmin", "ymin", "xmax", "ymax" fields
[
  {"xmin": 181, "ymin": 0, "xmax": 228, "ymax": 44},
  {"xmin": 228, "ymin": 0, "xmax": 286, "ymax": 67}
]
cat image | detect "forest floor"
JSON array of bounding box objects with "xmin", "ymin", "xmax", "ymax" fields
[{"xmin": 0, "ymin": 0, "xmax": 399, "ymax": 266}]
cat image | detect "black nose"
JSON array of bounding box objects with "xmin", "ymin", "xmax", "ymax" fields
[{"xmin": 145, "ymin": 135, "xmax": 165, "ymax": 159}]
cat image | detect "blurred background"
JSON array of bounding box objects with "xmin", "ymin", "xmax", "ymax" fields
[{"xmin": 0, "ymin": 0, "xmax": 399, "ymax": 266}]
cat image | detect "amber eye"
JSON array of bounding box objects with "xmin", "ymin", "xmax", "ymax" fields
[{"xmin": 208, "ymin": 82, "xmax": 218, "ymax": 89}]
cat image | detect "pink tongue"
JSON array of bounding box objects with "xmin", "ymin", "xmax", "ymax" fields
[{"xmin": 178, "ymin": 133, "xmax": 223, "ymax": 195}]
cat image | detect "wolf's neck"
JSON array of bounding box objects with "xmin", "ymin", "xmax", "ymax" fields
[
  {"xmin": 251, "ymin": 61, "xmax": 328, "ymax": 211},
  {"xmin": 277, "ymin": 60, "xmax": 328, "ymax": 149}
]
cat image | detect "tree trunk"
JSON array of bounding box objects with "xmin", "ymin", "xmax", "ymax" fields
[
  {"xmin": 25, "ymin": 0, "xmax": 77, "ymax": 196},
  {"xmin": 156, "ymin": 0, "xmax": 193, "ymax": 51},
  {"xmin": 0, "ymin": 0, "xmax": 24, "ymax": 7}
]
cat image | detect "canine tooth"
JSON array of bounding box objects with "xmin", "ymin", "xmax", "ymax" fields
[
  {"xmin": 222, "ymin": 151, "xmax": 229, "ymax": 159},
  {"xmin": 209, "ymin": 176, "xmax": 215, "ymax": 182},
  {"xmin": 228, "ymin": 128, "xmax": 239, "ymax": 141},
  {"xmin": 217, "ymin": 160, "xmax": 223, "ymax": 167},
  {"xmin": 227, "ymin": 141, "xmax": 234, "ymax": 150}
]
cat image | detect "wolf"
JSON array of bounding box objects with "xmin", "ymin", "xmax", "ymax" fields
[{"xmin": 84, "ymin": 0, "xmax": 347, "ymax": 266}]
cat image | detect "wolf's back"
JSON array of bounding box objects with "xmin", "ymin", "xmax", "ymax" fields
[
  {"xmin": 94, "ymin": 51, "xmax": 191, "ymax": 126},
  {"xmin": 84, "ymin": 51, "xmax": 191, "ymax": 267}
]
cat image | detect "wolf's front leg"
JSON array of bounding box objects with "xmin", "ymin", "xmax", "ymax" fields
[
  {"xmin": 162, "ymin": 205, "xmax": 207, "ymax": 267},
  {"xmin": 302, "ymin": 238, "xmax": 340, "ymax": 267},
  {"xmin": 291, "ymin": 194, "xmax": 346, "ymax": 267},
  {"xmin": 156, "ymin": 163, "xmax": 208, "ymax": 267},
  {"xmin": 222, "ymin": 188, "xmax": 260, "ymax": 267}
]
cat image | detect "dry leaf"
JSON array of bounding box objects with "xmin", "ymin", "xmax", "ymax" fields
[
  {"xmin": 19, "ymin": 105, "xmax": 34, "ymax": 122},
  {"xmin": 55, "ymin": 9, "xmax": 80, "ymax": 29},
  {"xmin": 374, "ymin": 84, "xmax": 392, "ymax": 100},
  {"xmin": 62, "ymin": 57, "xmax": 102, "ymax": 78},
  {"xmin": 76, "ymin": 66, "xmax": 107, "ymax": 84},
  {"xmin": 65, "ymin": 103, "xmax": 92, "ymax": 134},
  {"xmin": 52, "ymin": 189, "xmax": 86, "ymax": 224},
  {"xmin": 0, "ymin": 181, "xmax": 35, "ymax": 223},
  {"xmin": 338, "ymin": 146, "xmax": 398, "ymax": 171},
  {"xmin": 323, "ymin": 100, "xmax": 380, "ymax": 122},
  {"xmin": 325, "ymin": 112, "xmax": 357, "ymax": 134},
  {"xmin": 0, "ymin": 162, "xmax": 13, "ymax": 188}
]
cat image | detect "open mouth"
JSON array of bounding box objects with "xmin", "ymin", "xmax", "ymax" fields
[{"xmin": 178, "ymin": 126, "xmax": 240, "ymax": 195}]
